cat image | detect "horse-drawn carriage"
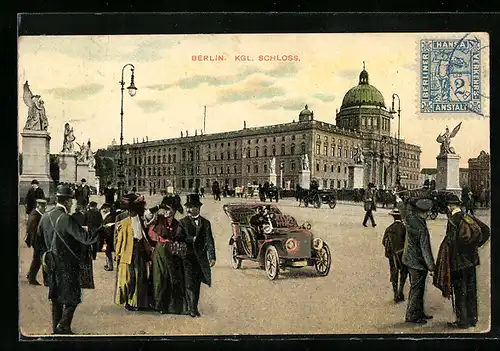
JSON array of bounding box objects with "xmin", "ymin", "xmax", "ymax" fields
[
  {"xmin": 223, "ymin": 203, "xmax": 332, "ymax": 280},
  {"xmin": 299, "ymin": 189, "xmax": 337, "ymax": 209}
]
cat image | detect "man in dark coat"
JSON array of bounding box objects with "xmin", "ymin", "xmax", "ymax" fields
[
  {"xmin": 38, "ymin": 184, "xmax": 98, "ymax": 334},
  {"xmin": 87, "ymin": 201, "xmax": 104, "ymax": 260},
  {"xmin": 382, "ymin": 208, "xmax": 408, "ymax": 303},
  {"xmin": 103, "ymin": 181, "xmax": 116, "ymax": 205},
  {"xmin": 362, "ymin": 183, "xmax": 377, "ymax": 227},
  {"xmin": 25, "ymin": 199, "xmax": 48, "ymax": 285},
  {"xmin": 99, "ymin": 203, "xmax": 116, "ymax": 271},
  {"xmin": 396, "ymin": 195, "xmax": 435, "ymax": 325},
  {"xmin": 441, "ymin": 193, "xmax": 490, "ymax": 329},
  {"xmin": 177, "ymin": 194, "xmax": 216, "ymax": 317},
  {"xmin": 75, "ymin": 178, "xmax": 91, "ymax": 209},
  {"xmin": 25, "ymin": 179, "xmax": 45, "ymax": 215}
]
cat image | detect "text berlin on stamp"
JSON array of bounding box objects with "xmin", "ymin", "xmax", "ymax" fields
[{"xmin": 420, "ymin": 35, "xmax": 482, "ymax": 114}]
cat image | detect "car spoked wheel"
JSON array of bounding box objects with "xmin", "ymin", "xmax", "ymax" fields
[
  {"xmin": 314, "ymin": 242, "xmax": 331, "ymax": 276},
  {"xmin": 264, "ymin": 245, "xmax": 280, "ymax": 280},
  {"xmin": 229, "ymin": 242, "xmax": 242, "ymax": 269}
]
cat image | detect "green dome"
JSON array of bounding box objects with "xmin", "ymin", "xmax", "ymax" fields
[{"xmin": 341, "ymin": 69, "xmax": 386, "ymax": 109}]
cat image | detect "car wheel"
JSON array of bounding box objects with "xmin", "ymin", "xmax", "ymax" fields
[
  {"xmin": 314, "ymin": 242, "xmax": 331, "ymax": 276},
  {"xmin": 229, "ymin": 242, "xmax": 242, "ymax": 269},
  {"xmin": 264, "ymin": 245, "xmax": 280, "ymax": 280},
  {"xmin": 328, "ymin": 200, "xmax": 337, "ymax": 209}
]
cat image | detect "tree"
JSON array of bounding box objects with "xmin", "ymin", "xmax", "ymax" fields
[{"xmin": 94, "ymin": 148, "xmax": 116, "ymax": 187}]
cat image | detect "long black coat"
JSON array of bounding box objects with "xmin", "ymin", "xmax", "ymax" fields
[
  {"xmin": 25, "ymin": 209, "xmax": 43, "ymax": 249},
  {"xmin": 177, "ymin": 216, "xmax": 216, "ymax": 287},
  {"xmin": 38, "ymin": 206, "xmax": 98, "ymax": 305},
  {"xmin": 382, "ymin": 221, "xmax": 406, "ymax": 258},
  {"xmin": 25, "ymin": 187, "xmax": 45, "ymax": 214},
  {"xmin": 446, "ymin": 211, "xmax": 480, "ymax": 271}
]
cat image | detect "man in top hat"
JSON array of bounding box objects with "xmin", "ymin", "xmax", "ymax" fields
[
  {"xmin": 395, "ymin": 195, "xmax": 435, "ymax": 324},
  {"xmin": 382, "ymin": 208, "xmax": 408, "ymax": 303},
  {"xmin": 177, "ymin": 193, "xmax": 216, "ymax": 317},
  {"xmin": 87, "ymin": 201, "xmax": 104, "ymax": 260},
  {"xmin": 103, "ymin": 181, "xmax": 116, "ymax": 205},
  {"xmin": 99, "ymin": 203, "xmax": 116, "ymax": 271},
  {"xmin": 362, "ymin": 182, "xmax": 377, "ymax": 227},
  {"xmin": 435, "ymin": 193, "xmax": 490, "ymax": 329},
  {"xmin": 37, "ymin": 184, "xmax": 99, "ymax": 334},
  {"xmin": 25, "ymin": 198, "xmax": 48, "ymax": 285},
  {"xmin": 75, "ymin": 178, "xmax": 91, "ymax": 209},
  {"xmin": 25, "ymin": 179, "xmax": 45, "ymax": 216}
]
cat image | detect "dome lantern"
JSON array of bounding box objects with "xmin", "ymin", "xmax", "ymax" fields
[
  {"xmin": 298, "ymin": 104, "xmax": 313, "ymax": 122},
  {"xmin": 340, "ymin": 62, "xmax": 385, "ymax": 109}
]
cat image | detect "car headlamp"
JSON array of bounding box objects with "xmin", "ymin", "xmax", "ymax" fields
[
  {"xmin": 285, "ymin": 238, "xmax": 298, "ymax": 252},
  {"xmin": 313, "ymin": 238, "xmax": 323, "ymax": 251}
]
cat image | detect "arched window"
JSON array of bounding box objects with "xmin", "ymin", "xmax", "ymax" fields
[
  {"xmin": 246, "ymin": 148, "xmax": 251, "ymax": 158},
  {"xmin": 255, "ymin": 147, "xmax": 259, "ymax": 158},
  {"xmin": 324, "ymin": 164, "xmax": 327, "ymax": 172},
  {"xmin": 281, "ymin": 144, "xmax": 285, "ymax": 155},
  {"xmin": 254, "ymin": 165, "xmax": 259, "ymax": 173},
  {"xmin": 272, "ymin": 145, "xmax": 276, "ymax": 156},
  {"xmin": 290, "ymin": 143, "xmax": 295, "ymax": 154},
  {"xmin": 324, "ymin": 142, "xmax": 328, "ymax": 155},
  {"xmin": 234, "ymin": 165, "xmax": 237, "ymax": 174},
  {"xmin": 207, "ymin": 167, "xmax": 210, "ymax": 175},
  {"xmin": 264, "ymin": 164, "xmax": 268, "ymax": 173},
  {"xmin": 264, "ymin": 147, "xmax": 268, "ymax": 157}
]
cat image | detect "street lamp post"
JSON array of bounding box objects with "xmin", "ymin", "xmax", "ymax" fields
[
  {"xmin": 390, "ymin": 93, "xmax": 401, "ymax": 189},
  {"xmin": 117, "ymin": 64, "xmax": 137, "ymax": 201}
]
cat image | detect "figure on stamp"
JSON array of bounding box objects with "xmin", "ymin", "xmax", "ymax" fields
[
  {"xmin": 61, "ymin": 123, "xmax": 76, "ymax": 153},
  {"xmin": 436, "ymin": 122, "xmax": 462, "ymax": 155},
  {"xmin": 23, "ymin": 81, "xmax": 49, "ymax": 131}
]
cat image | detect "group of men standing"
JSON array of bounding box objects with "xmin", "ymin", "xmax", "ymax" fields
[{"xmin": 381, "ymin": 191, "xmax": 490, "ymax": 329}]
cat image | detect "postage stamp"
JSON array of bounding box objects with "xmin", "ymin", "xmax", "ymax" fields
[
  {"xmin": 420, "ymin": 36, "xmax": 482, "ymax": 114},
  {"xmin": 17, "ymin": 25, "xmax": 491, "ymax": 338}
]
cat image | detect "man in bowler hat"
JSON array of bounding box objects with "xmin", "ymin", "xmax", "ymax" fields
[
  {"xmin": 177, "ymin": 194, "xmax": 216, "ymax": 317},
  {"xmin": 38, "ymin": 184, "xmax": 99, "ymax": 334},
  {"xmin": 396, "ymin": 195, "xmax": 435, "ymax": 324},
  {"xmin": 25, "ymin": 179, "xmax": 45, "ymax": 216},
  {"xmin": 382, "ymin": 208, "xmax": 408, "ymax": 303},
  {"xmin": 25, "ymin": 198, "xmax": 48, "ymax": 285}
]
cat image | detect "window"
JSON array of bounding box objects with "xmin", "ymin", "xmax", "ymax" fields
[
  {"xmin": 208, "ymin": 154, "xmax": 211, "ymax": 161},
  {"xmin": 272, "ymin": 146, "xmax": 276, "ymax": 156},
  {"xmin": 196, "ymin": 150, "xmax": 200, "ymax": 161},
  {"xmin": 234, "ymin": 165, "xmax": 237, "ymax": 174},
  {"xmin": 338, "ymin": 146, "xmax": 342, "ymax": 157},
  {"xmin": 338, "ymin": 165, "xmax": 341, "ymax": 173},
  {"xmin": 248, "ymin": 140, "xmax": 251, "ymax": 145},
  {"xmin": 264, "ymin": 138, "xmax": 267, "ymax": 143},
  {"xmin": 324, "ymin": 143, "xmax": 328, "ymax": 156},
  {"xmin": 247, "ymin": 165, "xmax": 251, "ymax": 173},
  {"xmin": 255, "ymin": 147, "xmax": 259, "ymax": 157},
  {"xmin": 282, "ymin": 136, "xmax": 285, "ymax": 141},
  {"xmin": 182, "ymin": 150, "xmax": 186, "ymax": 161},
  {"xmin": 148, "ymin": 156, "xmax": 151, "ymax": 164},
  {"xmin": 316, "ymin": 143, "xmax": 321, "ymax": 155},
  {"xmin": 214, "ymin": 154, "xmax": 217, "ymax": 160},
  {"xmin": 207, "ymin": 167, "xmax": 210, "ymax": 175},
  {"xmin": 331, "ymin": 146, "xmax": 335, "ymax": 157},
  {"xmin": 228, "ymin": 142, "xmax": 230, "ymax": 146},
  {"xmin": 323, "ymin": 179, "xmax": 328, "ymax": 189},
  {"xmin": 234, "ymin": 151, "xmax": 238, "ymax": 159},
  {"xmin": 220, "ymin": 167, "xmax": 223, "ymax": 174},
  {"xmin": 281, "ymin": 144, "xmax": 285, "ymax": 156},
  {"xmin": 290, "ymin": 144, "xmax": 295, "ymax": 154},
  {"xmin": 337, "ymin": 180, "xmax": 341, "ymax": 189},
  {"xmin": 291, "ymin": 162, "xmax": 295, "ymax": 171},
  {"xmin": 256, "ymin": 139, "xmax": 259, "ymax": 144},
  {"xmin": 345, "ymin": 148, "xmax": 348, "ymax": 158},
  {"xmin": 173, "ymin": 155, "xmax": 176, "ymax": 163},
  {"xmin": 331, "ymin": 165, "xmax": 334, "ymax": 172},
  {"xmin": 292, "ymin": 135, "xmax": 295, "ymax": 141},
  {"xmin": 344, "ymin": 167, "xmax": 347, "ymax": 174},
  {"xmin": 214, "ymin": 167, "xmax": 217, "ymax": 174},
  {"xmin": 254, "ymin": 165, "xmax": 259, "ymax": 173},
  {"xmin": 303, "ymin": 134, "xmax": 306, "ymax": 139},
  {"xmin": 324, "ymin": 164, "xmax": 327, "ymax": 172},
  {"xmin": 316, "ymin": 163, "xmax": 320, "ymax": 171},
  {"xmin": 163, "ymin": 155, "xmax": 166, "ymax": 163},
  {"xmin": 227, "ymin": 166, "xmax": 230, "ymax": 174},
  {"xmin": 220, "ymin": 153, "xmax": 224, "ymax": 160},
  {"xmin": 246, "ymin": 149, "xmax": 251, "ymax": 158},
  {"xmin": 264, "ymin": 147, "xmax": 268, "ymax": 157},
  {"xmin": 273, "ymin": 136, "xmax": 276, "ymax": 142},
  {"xmin": 350, "ymin": 150, "xmax": 353, "ymax": 158},
  {"xmin": 264, "ymin": 164, "xmax": 268, "ymax": 173}
]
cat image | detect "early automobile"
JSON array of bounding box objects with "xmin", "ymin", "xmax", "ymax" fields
[{"xmin": 223, "ymin": 202, "xmax": 332, "ymax": 280}]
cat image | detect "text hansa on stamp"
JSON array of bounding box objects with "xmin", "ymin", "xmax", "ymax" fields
[{"xmin": 420, "ymin": 37, "xmax": 481, "ymax": 113}]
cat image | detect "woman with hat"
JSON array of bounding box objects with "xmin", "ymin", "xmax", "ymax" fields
[
  {"xmin": 114, "ymin": 193, "xmax": 152, "ymax": 311},
  {"xmin": 147, "ymin": 196, "xmax": 187, "ymax": 314},
  {"xmin": 395, "ymin": 195, "xmax": 436, "ymax": 324},
  {"xmin": 382, "ymin": 208, "xmax": 408, "ymax": 303}
]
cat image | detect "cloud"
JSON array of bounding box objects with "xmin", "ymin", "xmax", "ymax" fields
[
  {"xmin": 263, "ymin": 62, "xmax": 300, "ymax": 77},
  {"xmin": 45, "ymin": 83, "xmax": 104, "ymax": 100},
  {"xmin": 217, "ymin": 83, "xmax": 285, "ymax": 103},
  {"xmin": 258, "ymin": 99, "xmax": 307, "ymax": 111},
  {"xmin": 336, "ymin": 69, "xmax": 360, "ymax": 81},
  {"xmin": 145, "ymin": 84, "xmax": 172, "ymax": 91},
  {"xmin": 313, "ymin": 93, "xmax": 336, "ymax": 102},
  {"xmin": 136, "ymin": 100, "xmax": 164, "ymax": 113},
  {"xmin": 401, "ymin": 63, "xmax": 418, "ymax": 71}
]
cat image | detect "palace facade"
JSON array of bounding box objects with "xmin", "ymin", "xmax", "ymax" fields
[{"xmin": 107, "ymin": 67, "xmax": 421, "ymax": 192}]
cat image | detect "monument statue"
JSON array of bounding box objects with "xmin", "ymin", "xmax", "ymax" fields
[
  {"xmin": 353, "ymin": 143, "xmax": 364, "ymax": 164},
  {"xmin": 22, "ymin": 81, "xmax": 49, "ymax": 131},
  {"xmin": 86, "ymin": 139, "xmax": 95, "ymax": 169},
  {"xmin": 76, "ymin": 142, "xmax": 88, "ymax": 163},
  {"xmin": 61, "ymin": 123, "xmax": 76, "ymax": 153},
  {"xmin": 436, "ymin": 122, "xmax": 462, "ymax": 155},
  {"xmin": 270, "ymin": 157, "xmax": 276, "ymax": 174},
  {"xmin": 302, "ymin": 154, "xmax": 310, "ymax": 171}
]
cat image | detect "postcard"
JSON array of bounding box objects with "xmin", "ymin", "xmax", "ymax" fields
[{"xmin": 18, "ymin": 32, "xmax": 490, "ymax": 336}]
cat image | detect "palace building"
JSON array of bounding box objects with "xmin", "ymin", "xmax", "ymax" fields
[{"xmin": 107, "ymin": 67, "xmax": 421, "ymax": 192}]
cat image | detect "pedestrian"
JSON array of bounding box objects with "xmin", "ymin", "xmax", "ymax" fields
[
  {"xmin": 87, "ymin": 201, "xmax": 104, "ymax": 260},
  {"xmin": 25, "ymin": 199, "xmax": 48, "ymax": 286},
  {"xmin": 362, "ymin": 183, "xmax": 377, "ymax": 227},
  {"xmin": 114, "ymin": 193, "xmax": 152, "ymax": 311},
  {"xmin": 103, "ymin": 181, "xmax": 116, "ymax": 205},
  {"xmin": 147, "ymin": 196, "xmax": 187, "ymax": 314},
  {"xmin": 177, "ymin": 194, "xmax": 216, "ymax": 317},
  {"xmin": 465, "ymin": 191, "xmax": 475, "ymax": 215},
  {"xmin": 99, "ymin": 203, "xmax": 116, "ymax": 271},
  {"xmin": 434, "ymin": 193, "xmax": 490, "ymax": 329},
  {"xmin": 38, "ymin": 184, "xmax": 98, "ymax": 334},
  {"xmin": 382, "ymin": 208, "xmax": 408, "ymax": 303},
  {"xmin": 75, "ymin": 179, "xmax": 90, "ymax": 209},
  {"xmin": 395, "ymin": 194, "xmax": 435, "ymax": 324},
  {"xmin": 25, "ymin": 179, "xmax": 45, "ymax": 216}
]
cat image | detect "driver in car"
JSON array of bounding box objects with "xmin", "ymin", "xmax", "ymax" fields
[{"xmin": 250, "ymin": 205, "xmax": 276, "ymax": 234}]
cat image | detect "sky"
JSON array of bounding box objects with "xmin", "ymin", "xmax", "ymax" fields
[{"xmin": 18, "ymin": 33, "xmax": 490, "ymax": 168}]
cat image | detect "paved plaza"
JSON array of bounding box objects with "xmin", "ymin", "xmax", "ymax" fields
[{"xmin": 19, "ymin": 195, "xmax": 491, "ymax": 336}]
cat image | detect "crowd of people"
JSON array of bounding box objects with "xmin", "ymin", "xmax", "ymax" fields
[
  {"xmin": 381, "ymin": 190, "xmax": 490, "ymax": 328},
  {"xmin": 24, "ymin": 178, "xmax": 216, "ymax": 335}
]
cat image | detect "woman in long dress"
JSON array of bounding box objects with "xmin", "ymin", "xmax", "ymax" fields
[{"xmin": 148, "ymin": 196, "xmax": 187, "ymax": 314}]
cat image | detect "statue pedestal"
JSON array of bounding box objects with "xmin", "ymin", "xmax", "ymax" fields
[
  {"xmin": 19, "ymin": 130, "xmax": 52, "ymax": 201},
  {"xmin": 88, "ymin": 167, "xmax": 96, "ymax": 189},
  {"xmin": 76, "ymin": 162, "xmax": 90, "ymax": 183},
  {"xmin": 58, "ymin": 152, "xmax": 77, "ymax": 184},
  {"xmin": 348, "ymin": 164, "xmax": 364, "ymax": 189},
  {"xmin": 436, "ymin": 153, "xmax": 461, "ymax": 195},
  {"xmin": 300, "ymin": 170, "xmax": 311, "ymax": 190},
  {"xmin": 269, "ymin": 173, "xmax": 277, "ymax": 186}
]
